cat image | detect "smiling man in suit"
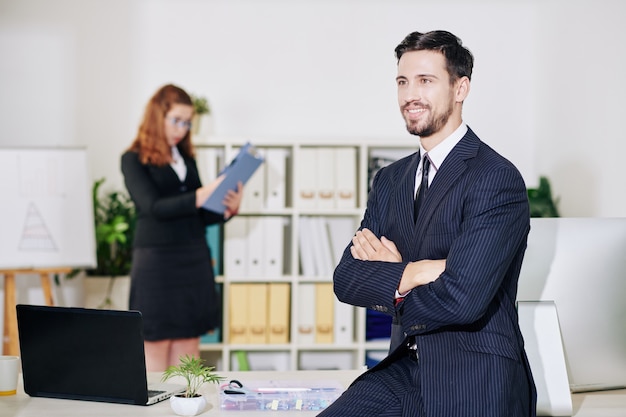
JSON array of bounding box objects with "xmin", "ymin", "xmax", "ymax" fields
[{"xmin": 318, "ymin": 30, "xmax": 537, "ymax": 417}]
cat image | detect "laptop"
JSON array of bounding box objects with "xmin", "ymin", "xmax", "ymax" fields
[{"xmin": 16, "ymin": 304, "xmax": 185, "ymax": 405}]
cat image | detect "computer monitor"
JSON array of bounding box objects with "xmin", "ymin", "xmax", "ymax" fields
[{"xmin": 517, "ymin": 217, "xmax": 626, "ymax": 392}]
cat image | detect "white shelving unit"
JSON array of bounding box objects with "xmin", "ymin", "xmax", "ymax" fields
[{"xmin": 194, "ymin": 137, "xmax": 415, "ymax": 371}]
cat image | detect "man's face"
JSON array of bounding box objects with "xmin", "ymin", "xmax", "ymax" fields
[{"xmin": 396, "ymin": 50, "xmax": 456, "ymax": 139}]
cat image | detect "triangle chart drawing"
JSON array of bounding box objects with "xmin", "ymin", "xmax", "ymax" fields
[{"xmin": 19, "ymin": 202, "xmax": 58, "ymax": 251}]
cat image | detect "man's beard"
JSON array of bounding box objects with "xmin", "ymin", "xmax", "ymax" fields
[{"xmin": 405, "ymin": 103, "xmax": 453, "ymax": 138}]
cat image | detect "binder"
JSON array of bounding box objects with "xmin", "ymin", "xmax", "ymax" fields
[
  {"xmin": 246, "ymin": 217, "xmax": 265, "ymax": 278},
  {"xmin": 267, "ymin": 283, "xmax": 290, "ymax": 344},
  {"xmin": 224, "ymin": 217, "xmax": 248, "ymax": 277},
  {"xmin": 325, "ymin": 217, "xmax": 357, "ymax": 265},
  {"xmin": 309, "ymin": 217, "xmax": 334, "ymax": 276},
  {"xmin": 241, "ymin": 152, "xmax": 265, "ymax": 212},
  {"xmin": 205, "ymin": 224, "xmax": 222, "ymax": 276},
  {"xmin": 316, "ymin": 148, "xmax": 335, "ymax": 209},
  {"xmin": 202, "ymin": 142, "xmax": 264, "ymax": 214},
  {"xmin": 334, "ymin": 147, "xmax": 357, "ymax": 209},
  {"xmin": 264, "ymin": 148, "xmax": 288, "ymax": 209},
  {"xmin": 298, "ymin": 217, "xmax": 316, "ymax": 277},
  {"xmin": 228, "ymin": 283, "xmax": 249, "ymax": 344},
  {"xmin": 333, "ymin": 298, "xmax": 354, "ymax": 345},
  {"xmin": 297, "ymin": 283, "xmax": 316, "ymax": 345},
  {"xmin": 263, "ymin": 216, "xmax": 285, "ymax": 277},
  {"xmin": 248, "ymin": 283, "xmax": 268, "ymax": 344},
  {"xmin": 296, "ymin": 148, "xmax": 317, "ymax": 209},
  {"xmin": 315, "ymin": 282, "xmax": 334, "ymax": 344},
  {"xmin": 194, "ymin": 147, "xmax": 221, "ymax": 184}
]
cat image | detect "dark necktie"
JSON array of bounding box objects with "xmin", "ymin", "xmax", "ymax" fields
[{"xmin": 413, "ymin": 154, "xmax": 431, "ymax": 222}]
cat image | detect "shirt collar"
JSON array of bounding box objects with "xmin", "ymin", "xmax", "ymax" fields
[{"xmin": 419, "ymin": 122, "xmax": 468, "ymax": 172}]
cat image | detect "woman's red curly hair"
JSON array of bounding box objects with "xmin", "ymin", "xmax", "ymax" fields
[{"xmin": 128, "ymin": 84, "xmax": 196, "ymax": 166}]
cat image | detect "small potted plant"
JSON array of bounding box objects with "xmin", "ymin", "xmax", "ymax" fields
[
  {"xmin": 191, "ymin": 93, "xmax": 213, "ymax": 137},
  {"xmin": 162, "ymin": 355, "xmax": 224, "ymax": 416}
]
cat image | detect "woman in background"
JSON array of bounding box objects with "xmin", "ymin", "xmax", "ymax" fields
[{"xmin": 121, "ymin": 84, "xmax": 242, "ymax": 371}]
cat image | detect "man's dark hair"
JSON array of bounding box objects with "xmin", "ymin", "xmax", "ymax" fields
[{"xmin": 395, "ymin": 30, "xmax": 474, "ymax": 82}]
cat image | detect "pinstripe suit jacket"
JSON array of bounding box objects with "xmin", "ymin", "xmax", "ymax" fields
[{"xmin": 334, "ymin": 127, "xmax": 537, "ymax": 416}]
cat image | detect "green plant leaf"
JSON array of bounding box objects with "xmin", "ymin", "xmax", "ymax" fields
[
  {"xmin": 191, "ymin": 94, "xmax": 210, "ymax": 115},
  {"xmin": 87, "ymin": 178, "xmax": 136, "ymax": 277},
  {"xmin": 527, "ymin": 176, "xmax": 560, "ymax": 218},
  {"xmin": 162, "ymin": 355, "xmax": 224, "ymax": 398}
]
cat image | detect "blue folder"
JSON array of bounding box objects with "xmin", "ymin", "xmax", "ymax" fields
[{"xmin": 202, "ymin": 142, "xmax": 264, "ymax": 214}]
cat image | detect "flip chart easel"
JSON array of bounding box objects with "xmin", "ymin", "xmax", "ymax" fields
[{"xmin": 2, "ymin": 267, "xmax": 72, "ymax": 356}]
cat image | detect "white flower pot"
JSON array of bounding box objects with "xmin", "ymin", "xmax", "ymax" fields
[{"xmin": 169, "ymin": 394, "xmax": 207, "ymax": 416}]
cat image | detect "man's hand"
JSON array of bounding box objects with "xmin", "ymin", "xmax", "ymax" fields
[
  {"xmin": 398, "ymin": 259, "xmax": 446, "ymax": 294},
  {"xmin": 350, "ymin": 228, "xmax": 402, "ymax": 262}
]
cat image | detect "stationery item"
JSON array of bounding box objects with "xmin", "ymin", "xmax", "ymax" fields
[
  {"xmin": 224, "ymin": 216, "xmax": 248, "ymax": 277},
  {"xmin": 0, "ymin": 355, "xmax": 19, "ymax": 396},
  {"xmin": 202, "ymin": 142, "xmax": 265, "ymax": 214},
  {"xmin": 267, "ymin": 283, "xmax": 291, "ymax": 344},
  {"xmin": 334, "ymin": 147, "xmax": 357, "ymax": 209},
  {"xmin": 295, "ymin": 147, "xmax": 318, "ymax": 209},
  {"xmin": 220, "ymin": 379, "xmax": 343, "ymax": 411},
  {"xmin": 264, "ymin": 148, "xmax": 288, "ymax": 209},
  {"xmin": 248, "ymin": 283, "xmax": 269, "ymax": 344},
  {"xmin": 315, "ymin": 283, "xmax": 334, "ymax": 344},
  {"xmin": 297, "ymin": 283, "xmax": 316, "ymax": 345},
  {"xmin": 228, "ymin": 284, "xmax": 250, "ymax": 344},
  {"xmin": 16, "ymin": 304, "xmax": 185, "ymax": 405}
]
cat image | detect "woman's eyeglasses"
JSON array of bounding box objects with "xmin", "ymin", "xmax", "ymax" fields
[{"xmin": 167, "ymin": 117, "xmax": 192, "ymax": 130}]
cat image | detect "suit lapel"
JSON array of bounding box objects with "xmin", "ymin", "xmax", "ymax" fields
[
  {"xmin": 414, "ymin": 128, "xmax": 481, "ymax": 236},
  {"xmin": 400, "ymin": 152, "xmax": 421, "ymax": 226}
]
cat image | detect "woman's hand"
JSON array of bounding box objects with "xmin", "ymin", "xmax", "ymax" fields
[
  {"xmin": 195, "ymin": 175, "xmax": 225, "ymax": 208},
  {"xmin": 223, "ymin": 181, "xmax": 243, "ymax": 219}
]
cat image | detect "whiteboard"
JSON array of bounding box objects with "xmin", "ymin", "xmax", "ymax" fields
[{"xmin": 0, "ymin": 148, "xmax": 96, "ymax": 270}]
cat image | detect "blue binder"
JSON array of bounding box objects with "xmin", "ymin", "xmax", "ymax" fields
[{"xmin": 201, "ymin": 142, "xmax": 264, "ymax": 214}]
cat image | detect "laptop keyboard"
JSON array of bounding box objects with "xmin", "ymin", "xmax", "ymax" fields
[{"xmin": 148, "ymin": 389, "xmax": 166, "ymax": 397}]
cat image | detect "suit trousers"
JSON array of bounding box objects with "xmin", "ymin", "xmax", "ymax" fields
[{"xmin": 317, "ymin": 355, "xmax": 425, "ymax": 417}]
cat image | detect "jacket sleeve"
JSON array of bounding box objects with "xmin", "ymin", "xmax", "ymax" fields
[
  {"xmin": 333, "ymin": 166, "xmax": 409, "ymax": 314},
  {"xmin": 121, "ymin": 151, "xmax": 198, "ymax": 220},
  {"xmin": 399, "ymin": 166, "xmax": 529, "ymax": 334}
]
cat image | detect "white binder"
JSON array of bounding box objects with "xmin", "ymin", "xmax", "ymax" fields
[
  {"xmin": 333, "ymin": 298, "xmax": 354, "ymax": 346},
  {"xmin": 325, "ymin": 217, "xmax": 357, "ymax": 265},
  {"xmin": 263, "ymin": 216, "xmax": 285, "ymax": 277},
  {"xmin": 264, "ymin": 148, "xmax": 288, "ymax": 210},
  {"xmin": 334, "ymin": 147, "xmax": 357, "ymax": 209},
  {"xmin": 195, "ymin": 147, "xmax": 221, "ymax": 184},
  {"xmin": 296, "ymin": 148, "xmax": 318, "ymax": 209},
  {"xmin": 241, "ymin": 155, "xmax": 265, "ymax": 212},
  {"xmin": 309, "ymin": 217, "xmax": 334, "ymax": 276},
  {"xmin": 224, "ymin": 216, "xmax": 248, "ymax": 277},
  {"xmin": 298, "ymin": 217, "xmax": 316, "ymax": 277},
  {"xmin": 246, "ymin": 216, "xmax": 265, "ymax": 278},
  {"xmin": 316, "ymin": 148, "xmax": 335, "ymax": 210}
]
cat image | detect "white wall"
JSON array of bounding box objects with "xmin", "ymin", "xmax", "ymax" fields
[{"xmin": 0, "ymin": 0, "xmax": 624, "ymax": 217}]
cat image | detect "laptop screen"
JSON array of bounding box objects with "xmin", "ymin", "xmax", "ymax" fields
[{"xmin": 17, "ymin": 305, "xmax": 150, "ymax": 405}]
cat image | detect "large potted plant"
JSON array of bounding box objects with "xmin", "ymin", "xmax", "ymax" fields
[
  {"xmin": 528, "ymin": 176, "xmax": 560, "ymax": 218},
  {"xmin": 85, "ymin": 178, "xmax": 136, "ymax": 309},
  {"xmin": 162, "ymin": 355, "xmax": 224, "ymax": 416}
]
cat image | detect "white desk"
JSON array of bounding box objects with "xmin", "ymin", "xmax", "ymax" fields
[
  {"xmin": 1, "ymin": 370, "xmax": 361, "ymax": 417},
  {"xmin": 2, "ymin": 370, "xmax": 626, "ymax": 417}
]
